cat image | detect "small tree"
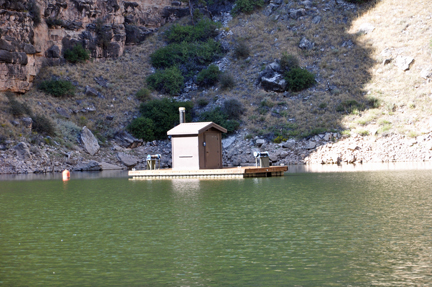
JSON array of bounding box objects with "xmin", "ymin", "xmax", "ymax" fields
[
  {"xmin": 127, "ymin": 117, "xmax": 155, "ymax": 141},
  {"xmin": 146, "ymin": 66, "xmax": 184, "ymax": 95},
  {"xmin": 64, "ymin": 45, "xmax": 90, "ymax": 63}
]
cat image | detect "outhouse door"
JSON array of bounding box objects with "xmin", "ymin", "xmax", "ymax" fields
[{"xmin": 204, "ymin": 131, "xmax": 221, "ymax": 169}]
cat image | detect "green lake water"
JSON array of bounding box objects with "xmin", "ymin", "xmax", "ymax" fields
[{"xmin": 1, "ymin": 167, "xmax": 432, "ymax": 286}]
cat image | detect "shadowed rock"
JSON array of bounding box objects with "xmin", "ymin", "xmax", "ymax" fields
[
  {"xmin": 114, "ymin": 131, "xmax": 143, "ymax": 148},
  {"xmin": 73, "ymin": 160, "xmax": 102, "ymax": 171}
]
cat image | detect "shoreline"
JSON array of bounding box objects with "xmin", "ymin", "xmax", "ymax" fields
[{"xmin": 1, "ymin": 131, "xmax": 432, "ymax": 175}]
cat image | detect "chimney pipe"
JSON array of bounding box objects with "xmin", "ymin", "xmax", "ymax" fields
[{"xmin": 179, "ymin": 107, "xmax": 185, "ymax": 124}]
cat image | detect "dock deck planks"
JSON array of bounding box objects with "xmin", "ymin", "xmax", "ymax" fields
[{"xmin": 128, "ymin": 166, "xmax": 288, "ymax": 179}]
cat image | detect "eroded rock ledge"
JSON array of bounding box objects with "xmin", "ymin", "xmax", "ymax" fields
[{"xmin": 0, "ymin": 0, "xmax": 189, "ymax": 93}]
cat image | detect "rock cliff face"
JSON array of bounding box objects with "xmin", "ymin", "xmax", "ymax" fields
[{"xmin": 0, "ymin": 0, "xmax": 188, "ymax": 93}]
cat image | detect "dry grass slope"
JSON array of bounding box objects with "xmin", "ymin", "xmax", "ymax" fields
[{"xmin": 1, "ymin": 0, "xmax": 431, "ymax": 145}]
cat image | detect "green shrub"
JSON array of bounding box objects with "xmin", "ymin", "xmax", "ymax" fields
[
  {"xmin": 32, "ymin": 115, "xmax": 56, "ymax": 136},
  {"xmin": 139, "ymin": 98, "xmax": 193, "ymax": 140},
  {"xmin": 319, "ymin": 102, "xmax": 327, "ymax": 109},
  {"xmin": 64, "ymin": 45, "xmax": 90, "ymax": 63},
  {"xmin": 273, "ymin": 135, "xmax": 288, "ymax": 143},
  {"xmin": 232, "ymin": 0, "xmax": 265, "ymax": 14},
  {"xmin": 77, "ymin": 116, "xmax": 87, "ymax": 127},
  {"xmin": 6, "ymin": 94, "xmax": 32, "ymax": 117},
  {"xmin": 150, "ymin": 39, "xmax": 223, "ymax": 70},
  {"xmin": 196, "ymin": 98, "xmax": 209, "ymax": 107},
  {"xmin": 199, "ymin": 107, "xmax": 239, "ymax": 134},
  {"xmin": 95, "ymin": 18, "xmax": 111, "ymax": 47},
  {"xmin": 196, "ymin": 64, "xmax": 221, "ymax": 87},
  {"xmin": 280, "ymin": 53, "xmax": 299, "ymax": 71},
  {"xmin": 219, "ymin": 73, "xmax": 235, "ymax": 90},
  {"xmin": 367, "ymin": 96, "xmax": 381, "ymax": 108},
  {"xmin": 146, "ymin": 66, "xmax": 184, "ymax": 96},
  {"xmin": 135, "ymin": 88, "xmax": 151, "ymax": 101},
  {"xmin": 336, "ymin": 100, "xmax": 364, "ymax": 114},
  {"xmin": 302, "ymin": 127, "xmax": 327, "ymax": 138},
  {"xmin": 284, "ymin": 67, "xmax": 315, "ymax": 92},
  {"xmin": 165, "ymin": 18, "xmax": 221, "ymax": 43},
  {"xmin": 127, "ymin": 117, "xmax": 155, "ymax": 141},
  {"xmin": 358, "ymin": 129, "xmax": 369, "ymax": 136},
  {"xmin": 39, "ymin": 79, "xmax": 75, "ymax": 97},
  {"xmin": 27, "ymin": 0, "xmax": 41, "ymax": 26},
  {"xmin": 233, "ymin": 41, "xmax": 250, "ymax": 59},
  {"xmin": 223, "ymin": 99, "xmax": 244, "ymax": 120}
]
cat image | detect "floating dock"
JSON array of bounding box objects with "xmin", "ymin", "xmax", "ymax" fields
[{"xmin": 128, "ymin": 166, "xmax": 288, "ymax": 180}]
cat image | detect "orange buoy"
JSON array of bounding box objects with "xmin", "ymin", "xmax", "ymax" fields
[{"xmin": 62, "ymin": 169, "xmax": 70, "ymax": 181}]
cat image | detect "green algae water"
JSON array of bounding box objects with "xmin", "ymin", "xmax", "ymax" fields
[{"xmin": 1, "ymin": 169, "xmax": 432, "ymax": 286}]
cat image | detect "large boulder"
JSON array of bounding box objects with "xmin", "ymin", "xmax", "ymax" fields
[
  {"xmin": 73, "ymin": 161, "xmax": 102, "ymax": 171},
  {"xmin": 282, "ymin": 139, "xmax": 296, "ymax": 149},
  {"xmin": 261, "ymin": 73, "xmax": 286, "ymax": 92},
  {"xmin": 81, "ymin": 126, "xmax": 100, "ymax": 156},
  {"xmin": 114, "ymin": 131, "xmax": 143, "ymax": 148},
  {"xmin": 395, "ymin": 56, "xmax": 414, "ymax": 71},
  {"xmin": 259, "ymin": 62, "xmax": 286, "ymax": 92},
  {"xmin": 100, "ymin": 162, "xmax": 124, "ymax": 170},
  {"xmin": 117, "ymin": 152, "xmax": 139, "ymax": 168}
]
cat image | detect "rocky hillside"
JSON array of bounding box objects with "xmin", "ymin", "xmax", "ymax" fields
[
  {"xmin": 0, "ymin": 0, "xmax": 188, "ymax": 93},
  {"xmin": 0, "ymin": 0, "xmax": 432, "ymax": 174}
]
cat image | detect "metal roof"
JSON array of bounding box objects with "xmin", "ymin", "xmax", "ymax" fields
[{"xmin": 167, "ymin": 122, "xmax": 227, "ymax": 136}]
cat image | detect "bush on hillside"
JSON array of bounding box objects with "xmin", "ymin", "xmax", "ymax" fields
[
  {"xmin": 280, "ymin": 53, "xmax": 299, "ymax": 71},
  {"xmin": 6, "ymin": 94, "xmax": 32, "ymax": 117},
  {"xmin": 150, "ymin": 39, "xmax": 223, "ymax": 70},
  {"xmin": 32, "ymin": 115, "xmax": 56, "ymax": 136},
  {"xmin": 219, "ymin": 73, "xmax": 235, "ymax": 90},
  {"xmin": 232, "ymin": 0, "xmax": 264, "ymax": 15},
  {"xmin": 233, "ymin": 41, "xmax": 250, "ymax": 59},
  {"xmin": 284, "ymin": 67, "xmax": 315, "ymax": 92},
  {"xmin": 199, "ymin": 107, "xmax": 240, "ymax": 134},
  {"xmin": 39, "ymin": 79, "xmax": 75, "ymax": 97},
  {"xmin": 165, "ymin": 18, "xmax": 221, "ymax": 43},
  {"xmin": 196, "ymin": 64, "xmax": 221, "ymax": 87},
  {"xmin": 139, "ymin": 98, "xmax": 193, "ymax": 140},
  {"xmin": 336, "ymin": 100, "xmax": 364, "ymax": 114},
  {"xmin": 196, "ymin": 98, "xmax": 209, "ymax": 107},
  {"xmin": 64, "ymin": 45, "xmax": 90, "ymax": 63},
  {"xmin": 135, "ymin": 88, "xmax": 152, "ymax": 101},
  {"xmin": 146, "ymin": 66, "xmax": 184, "ymax": 96},
  {"xmin": 223, "ymin": 99, "xmax": 244, "ymax": 120},
  {"xmin": 127, "ymin": 117, "xmax": 155, "ymax": 141}
]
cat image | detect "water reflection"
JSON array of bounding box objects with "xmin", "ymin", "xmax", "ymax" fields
[
  {"xmin": 287, "ymin": 162, "xmax": 432, "ymax": 173},
  {"xmin": 170, "ymin": 179, "xmax": 201, "ymax": 194},
  {"xmin": 0, "ymin": 170, "xmax": 128, "ymax": 181},
  {"xmin": 2, "ymin": 170, "xmax": 432, "ymax": 285}
]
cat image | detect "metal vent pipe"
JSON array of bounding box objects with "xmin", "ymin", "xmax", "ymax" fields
[{"xmin": 179, "ymin": 107, "xmax": 186, "ymax": 124}]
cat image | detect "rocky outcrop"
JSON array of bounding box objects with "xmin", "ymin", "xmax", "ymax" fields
[
  {"xmin": 0, "ymin": 0, "xmax": 189, "ymax": 93},
  {"xmin": 258, "ymin": 61, "xmax": 286, "ymax": 92}
]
